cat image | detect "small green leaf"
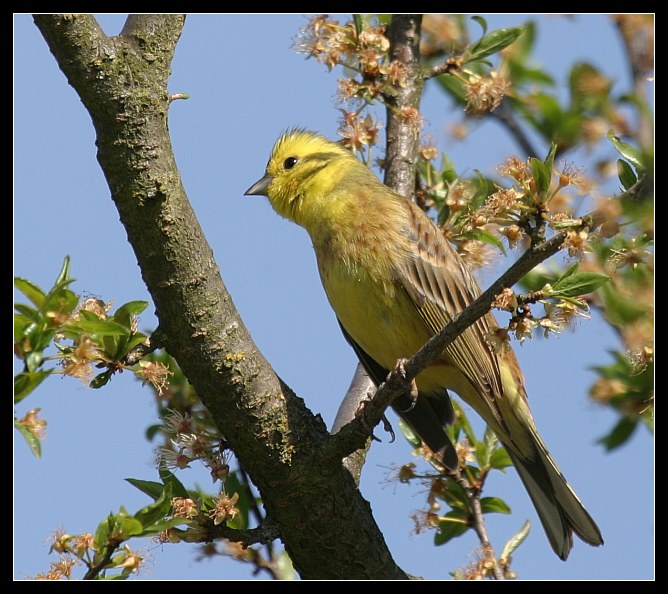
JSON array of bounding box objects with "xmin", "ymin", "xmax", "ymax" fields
[
  {"xmin": 25, "ymin": 350, "xmax": 44, "ymax": 373},
  {"xmin": 14, "ymin": 278, "xmax": 46, "ymax": 308},
  {"xmin": 138, "ymin": 516, "xmax": 188, "ymax": 537},
  {"xmin": 476, "ymin": 426, "xmax": 498, "ymax": 469},
  {"xmin": 617, "ymin": 159, "xmax": 638, "ymax": 190},
  {"xmin": 465, "ymin": 228, "xmax": 507, "ymax": 256},
  {"xmin": 119, "ymin": 515, "xmax": 143, "ymax": 539},
  {"xmin": 113, "ymin": 301, "xmax": 149, "ymax": 329},
  {"xmin": 398, "ymin": 418, "xmax": 422, "ymax": 448},
  {"xmin": 352, "ymin": 14, "xmax": 364, "ymax": 35},
  {"xmin": 470, "ymin": 15, "xmax": 488, "ymax": 36},
  {"xmin": 598, "ymin": 416, "xmax": 638, "ymax": 451},
  {"xmin": 90, "ymin": 371, "xmax": 113, "ymax": 389},
  {"xmin": 159, "ymin": 466, "xmax": 189, "ymax": 498},
  {"xmin": 434, "ymin": 509, "xmax": 470, "ymax": 545},
  {"xmin": 94, "ymin": 514, "xmax": 114, "ymax": 549},
  {"xmin": 125, "ymin": 478, "xmax": 165, "ymax": 500},
  {"xmin": 480, "ymin": 496, "xmax": 512, "ymax": 514},
  {"xmin": 500, "ymin": 519, "xmax": 531, "ymax": 561},
  {"xmin": 467, "ymin": 27, "xmax": 524, "ymax": 63},
  {"xmin": 15, "ymin": 419, "xmax": 43, "ymax": 458},
  {"xmin": 54, "ymin": 255, "xmax": 72, "ymax": 286},
  {"xmin": 543, "ymin": 142, "xmax": 558, "ymax": 178},
  {"xmin": 559, "ymin": 261, "xmax": 580, "ymax": 280},
  {"xmin": 65, "ymin": 316, "xmax": 130, "ymax": 337},
  {"xmin": 607, "ymin": 132, "xmax": 645, "ymax": 171},
  {"xmin": 145, "ymin": 424, "xmax": 163, "ymax": 441},
  {"xmin": 14, "ymin": 304, "xmax": 40, "ymax": 327},
  {"xmin": 133, "ymin": 483, "xmax": 173, "ymax": 528},
  {"xmin": 489, "ymin": 446, "xmax": 513, "ymax": 470},
  {"xmin": 530, "ymin": 157, "xmax": 551, "ymax": 196},
  {"xmin": 551, "ymin": 271, "xmax": 610, "ymax": 297},
  {"xmin": 14, "ymin": 370, "xmax": 51, "ymax": 403},
  {"xmin": 440, "ymin": 479, "xmax": 470, "ymax": 511}
]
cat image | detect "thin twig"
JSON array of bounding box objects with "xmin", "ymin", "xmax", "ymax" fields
[
  {"xmin": 489, "ymin": 101, "xmax": 539, "ymax": 158},
  {"xmin": 449, "ymin": 469, "xmax": 504, "ymax": 580},
  {"xmin": 208, "ymin": 519, "xmax": 280, "ymax": 546},
  {"xmin": 83, "ymin": 544, "xmax": 118, "ymax": 580},
  {"xmin": 238, "ymin": 464, "xmax": 276, "ymax": 563}
]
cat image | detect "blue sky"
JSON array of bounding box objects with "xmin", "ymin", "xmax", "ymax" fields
[{"xmin": 14, "ymin": 14, "xmax": 653, "ymax": 580}]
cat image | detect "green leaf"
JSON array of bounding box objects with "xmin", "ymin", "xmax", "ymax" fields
[
  {"xmin": 137, "ymin": 516, "xmax": 188, "ymax": 537},
  {"xmin": 94, "ymin": 514, "xmax": 114, "ymax": 549},
  {"xmin": 551, "ymin": 271, "xmax": 610, "ymax": 298},
  {"xmin": 439, "ymin": 479, "xmax": 470, "ymax": 511},
  {"xmin": 119, "ymin": 515, "xmax": 143, "ymax": 539},
  {"xmin": 25, "ymin": 350, "xmax": 44, "ymax": 373},
  {"xmin": 607, "ymin": 132, "xmax": 645, "ymax": 171},
  {"xmin": 459, "ymin": 228, "xmax": 506, "ymax": 256},
  {"xmin": 55, "ymin": 255, "xmax": 72, "ymax": 286},
  {"xmin": 90, "ymin": 371, "xmax": 113, "ymax": 389},
  {"xmin": 480, "ymin": 496, "xmax": 512, "ymax": 514},
  {"xmin": 543, "ymin": 142, "xmax": 558, "ymax": 178},
  {"xmin": 467, "ymin": 27, "xmax": 524, "ymax": 63},
  {"xmin": 398, "ymin": 418, "xmax": 422, "ymax": 448},
  {"xmin": 125, "ymin": 478, "xmax": 165, "ymax": 500},
  {"xmin": 434, "ymin": 509, "xmax": 470, "ymax": 545},
  {"xmin": 617, "ymin": 159, "xmax": 638, "ymax": 190},
  {"xmin": 145, "ymin": 424, "xmax": 163, "ymax": 441},
  {"xmin": 113, "ymin": 301, "xmax": 149, "ymax": 329},
  {"xmin": 65, "ymin": 316, "xmax": 131, "ymax": 337},
  {"xmin": 14, "ymin": 370, "xmax": 51, "ymax": 403},
  {"xmin": 133, "ymin": 483, "xmax": 173, "ymax": 529},
  {"xmin": 159, "ymin": 467, "xmax": 189, "ymax": 498},
  {"xmin": 530, "ymin": 156, "xmax": 551, "ymax": 196},
  {"xmin": 559, "ymin": 261, "xmax": 579, "ymax": 280},
  {"xmin": 14, "ymin": 305, "xmax": 40, "ymax": 327},
  {"xmin": 500, "ymin": 519, "xmax": 531, "ymax": 561},
  {"xmin": 476, "ymin": 426, "xmax": 498, "ymax": 469},
  {"xmin": 470, "ymin": 15, "xmax": 488, "ymax": 36},
  {"xmin": 489, "ymin": 446, "xmax": 513, "ymax": 470},
  {"xmin": 14, "ymin": 278, "xmax": 46, "ymax": 308},
  {"xmin": 352, "ymin": 14, "xmax": 364, "ymax": 35},
  {"xmin": 598, "ymin": 416, "xmax": 638, "ymax": 451},
  {"xmin": 15, "ymin": 419, "xmax": 42, "ymax": 458}
]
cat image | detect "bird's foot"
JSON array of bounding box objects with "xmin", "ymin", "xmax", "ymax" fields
[{"xmin": 389, "ymin": 358, "xmax": 419, "ymax": 413}]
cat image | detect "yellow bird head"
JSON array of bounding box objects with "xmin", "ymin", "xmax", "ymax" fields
[{"xmin": 245, "ymin": 130, "xmax": 361, "ymax": 227}]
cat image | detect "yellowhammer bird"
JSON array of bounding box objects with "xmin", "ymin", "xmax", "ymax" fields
[{"xmin": 246, "ymin": 130, "xmax": 603, "ymax": 560}]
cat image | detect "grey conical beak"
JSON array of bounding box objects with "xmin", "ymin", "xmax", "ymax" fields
[{"xmin": 244, "ymin": 175, "xmax": 273, "ymax": 196}]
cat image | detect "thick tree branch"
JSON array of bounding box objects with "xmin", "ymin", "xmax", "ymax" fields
[
  {"xmin": 384, "ymin": 14, "xmax": 424, "ymax": 198},
  {"xmin": 33, "ymin": 13, "xmax": 407, "ymax": 580}
]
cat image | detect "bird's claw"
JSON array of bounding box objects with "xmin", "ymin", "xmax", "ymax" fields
[{"xmin": 390, "ymin": 358, "xmax": 419, "ymax": 413}]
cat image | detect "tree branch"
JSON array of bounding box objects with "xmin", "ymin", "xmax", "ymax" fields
[
  {"xmin": 449, "ymin": 470, "xmax": 504, "ymax": 580},
  {"xmin": 384, "ymin": 14, "xmax": 424, "ymax": 198},
  {"xmin": 208, "ymin": 520, "xmax": 280, "ymax": 546},
  {"xmin": 489, "ymin": 101, "xmax": 539, "ymax": 158},
  {"xmin": 33, "ymin": 13, "xmax": 407, "ymax": 580},
  {"xmin": 332, "ymin": 364, "xmax": 375, "ymax": 484}
]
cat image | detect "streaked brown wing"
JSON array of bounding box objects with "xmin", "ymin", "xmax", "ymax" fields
[{"xmin": 395, "ymin": 201, "xmax": 507, "ymax": 428}]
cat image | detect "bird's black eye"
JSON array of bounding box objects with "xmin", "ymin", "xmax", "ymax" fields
[{"xmin": 283, "ymin": 156, "xmax": 298, "ymax": 170}]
